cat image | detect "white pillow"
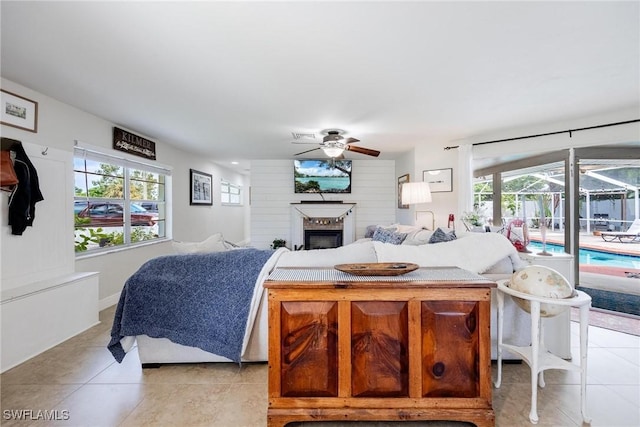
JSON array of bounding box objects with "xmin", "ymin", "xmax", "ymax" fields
[
  {"xmin": 402, "ymin": 229, "xmax": 433, "ymax": 245},
  {"xmin": 172, "ymin": 233, "xmax": 228, "ymax": 254},
  {"xmin": 393, "ymin": 224, "xmax": 423, "ymax": 234}
]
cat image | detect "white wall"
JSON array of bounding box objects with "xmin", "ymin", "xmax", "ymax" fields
[
  {"xmin": 0, "ymin": 79, "xmax": 249, "ymax": 307},
  {"xmin": 1, "ymin": 144, "xmax": 74, "ymax": 289},
  {"xmin": 250, "ymin": 159, "xmax": 396, "ymax": 249},
  {"xmin": 412, "ymin": 142, "xmax": 459, "ymax": 230},
  {"xmin": 394, "ymin": 148, "xmax": 415, "ymax": 226}
]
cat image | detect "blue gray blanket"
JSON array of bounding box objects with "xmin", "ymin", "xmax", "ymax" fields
[{"xmin": 108, "ymin": 248, "xmax": 274, "ymax": 363}]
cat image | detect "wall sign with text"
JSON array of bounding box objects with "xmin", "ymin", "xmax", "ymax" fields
[{"xmin": 113, "ymin": 127, "xmax": 156, "ymax": 160}]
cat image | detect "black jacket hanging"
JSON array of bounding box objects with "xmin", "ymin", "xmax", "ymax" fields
[{"xmin": 1, "ymin": 138, "xmax": 44, "ymax": 235}]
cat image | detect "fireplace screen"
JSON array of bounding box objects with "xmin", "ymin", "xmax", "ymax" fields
[{"xmin": 304, "ymin": 230, "xmax": 343, "ymax": 250}]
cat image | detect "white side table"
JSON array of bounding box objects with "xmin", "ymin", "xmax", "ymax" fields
[
  {"xmin": 494, "ymin": 280, "xmax": 592, "ymax": 425},
  {"xmin": 519, "ymin": 252, "xmax": 574, "ymax": 358}
]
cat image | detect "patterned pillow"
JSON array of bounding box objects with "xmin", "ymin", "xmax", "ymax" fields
[
  {"xmin": 372, "ymin": 227, "xmax": 407, "ymax": 245},
  {"xmin": 365, "ymin": 224, "xmax": 396, "ymax": 238},
  {"xmin": 428, "ymin": 228, "xmax": 457, "ymax": 244},
  {"xmin": 364, "ymin": 225, "xmax": 378, "ymax": 238}
]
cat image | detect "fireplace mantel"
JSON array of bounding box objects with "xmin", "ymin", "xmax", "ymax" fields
[
  {"xmin": 297, "ymin": 200, "xmax": 344, "ymax": 204},
  {"xmin": 290, "ymin": 203, "xmax": 356, "ymax": 250}
]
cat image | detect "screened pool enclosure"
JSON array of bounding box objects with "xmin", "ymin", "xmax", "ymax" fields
[{"xmin": 472, "ymin": 148, "xmax": 640, "ymax": 316}]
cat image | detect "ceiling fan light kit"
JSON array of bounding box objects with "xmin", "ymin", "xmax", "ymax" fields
[
  {"xmin": 322, "ymin": 146, "xmax": 345, "ymax": 158},
  {"xmin": 292, "ymin": 128, "xmax": 380, "ymax": 159}
]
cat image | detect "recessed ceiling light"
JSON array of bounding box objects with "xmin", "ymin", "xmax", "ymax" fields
[{"xmin": 231, "ymin": 161, "xmax": 239, "ymax": 165}]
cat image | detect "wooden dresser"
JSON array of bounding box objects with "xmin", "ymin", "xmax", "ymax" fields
[{"xmin": 264, "ymin": 267, "xmax": 496, "ymax": 427}]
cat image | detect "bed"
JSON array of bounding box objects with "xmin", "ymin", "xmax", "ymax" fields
[
  {"xmin": 108, "ymin": 231, "xmax": 532, "ymax": 366},
  {"xmin": 107, "ymin": 247, "xmax": 286, "ymax": 365}
]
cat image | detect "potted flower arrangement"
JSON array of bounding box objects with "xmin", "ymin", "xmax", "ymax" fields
[{"xmin": 462, "ymin": 205, "xmax": 487, "ymax": 231}]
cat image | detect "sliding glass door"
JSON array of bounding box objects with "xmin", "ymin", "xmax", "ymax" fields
[
  {"xmin": 573, "ymin": 147, "xmax": 640, "ymax": 316},
  {"xmin": 473, "ymin": 144, "xmax": 640, "ymax": 316}
]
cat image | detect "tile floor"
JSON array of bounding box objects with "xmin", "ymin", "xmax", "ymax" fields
[{"xmin": 1, "ymin": 305, "xmax": 638, "ymax": 427}]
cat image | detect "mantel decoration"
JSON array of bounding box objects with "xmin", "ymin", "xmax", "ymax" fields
[
  {"xmin": 1, "ymin": 89, "xmax": 38, "ymax": 133},
  {"xmin": 422, "ymin": 168, "xmax": 453, "ymax": 193},
  {"xmin": 190, "ymin": 169, "xmax": 213, "ymax": 205},
  {"xmin": 397, "ymin": 174, "xmax": 410, "ymax": 209},
  {"xmin": 293, "ymin": 205, "xmax": 354, "ymax": 222}
]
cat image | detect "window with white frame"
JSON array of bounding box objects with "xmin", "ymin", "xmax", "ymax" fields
[
  {"xmin": 73, "ymin": 145, "xmax": 171, "ymax": 253},
  {"xmin": 221, "ymin": 179, "xmax": 242, "ymax": 205}
]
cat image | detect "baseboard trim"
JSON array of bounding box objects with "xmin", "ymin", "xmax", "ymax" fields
[{"xmin": 99, "ymin": 291, "xmax": 121, "ymax": 311}]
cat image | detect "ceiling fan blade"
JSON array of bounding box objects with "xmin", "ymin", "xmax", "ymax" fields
[
  {"xmin": 294, "ymin": 147, "xmax": 321, "ymax": 156},
  {"xmin": 345, "ymin": 137, "xmax": 360, "ymax": 144},
  {"xmin": 291, "ymin": 140, "xmax": 319, "ymax": 145},
  {"xmin": 345, "ymin": 145, "xmax": 380, "ymax": 157}
]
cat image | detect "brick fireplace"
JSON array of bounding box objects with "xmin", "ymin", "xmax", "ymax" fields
[{"xmin": 291, "ymin": 203, "xmax": 356, "ymax": 250}]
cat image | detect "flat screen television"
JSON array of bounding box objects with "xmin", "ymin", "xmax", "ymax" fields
[{"xmin": 294, "ymin": 159, "xmax": 352, "ymax": 193}]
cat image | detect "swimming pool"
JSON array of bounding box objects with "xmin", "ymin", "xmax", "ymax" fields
[{"xmin": 528, "ymin": 241, "xmax": 640, "ymax": 269}]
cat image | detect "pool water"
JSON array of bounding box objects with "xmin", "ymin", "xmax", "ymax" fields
[{"xmin": 528, "ymin": 241, "xmax": 640, "ymax": 269}]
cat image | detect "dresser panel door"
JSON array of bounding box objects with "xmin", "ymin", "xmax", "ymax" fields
[
  {"xmin": 421, "ymin": 301, "xmax": 480, "ymax": 398},
  {"xmin": 280, "ymin": 301, "xmax": 338, "ymax": 397},
  {"xmin": 351, "ymin": 301, "xmax": 409, "ymax": 397}
]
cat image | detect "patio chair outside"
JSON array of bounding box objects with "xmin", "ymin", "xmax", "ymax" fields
[{"xmin": 600, "ymin": 218, "xmax": 640, "ymax": 243}]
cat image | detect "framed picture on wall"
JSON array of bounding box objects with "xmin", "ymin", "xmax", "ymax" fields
[
  {"xmin": 190, "ymin": 169, "xmax": 213, "ymax": 205},
  {"xmin": 0, "ymin": 89, "xmax": 38, "ymax": 133},
  {"xmin": 423, "ymin": 168, "xmax": 453, "ymax": 193},
  {"xmin": 397, "ymin": 174, "xmax": 410, "ymax": 208}
]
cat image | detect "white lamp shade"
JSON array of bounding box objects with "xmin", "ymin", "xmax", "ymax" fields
[{"xmin": 401, "ymin": 182, "xmax": 432, "ymax": 205}]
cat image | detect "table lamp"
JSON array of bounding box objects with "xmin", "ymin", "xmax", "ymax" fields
[{"xmin": 401, "ymin": 181, "xmax": 435, "ymax": 230}]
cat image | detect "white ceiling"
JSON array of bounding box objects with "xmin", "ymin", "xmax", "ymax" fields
[{"xmin": 1, "ymin": 1, "xmax": 638, "ymax": 173}]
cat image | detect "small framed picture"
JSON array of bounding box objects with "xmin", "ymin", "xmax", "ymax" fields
[
  {"xmin": 423, "ymin": 168, "xmax": 453, "ymax": 193},
  {"xmin": 1, "ymin": 89, "xmax": 38, "ymax": 133},
  {"xmin": 397, "ymin": 174, "xmax": 410, "ymax": 209},
  {"xmin": 190, "ymin": 169, "xmax": 213, "ymax": 205}
]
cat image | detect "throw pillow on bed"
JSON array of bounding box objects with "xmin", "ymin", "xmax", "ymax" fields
[
  {"xmin": 402, "ymin": 229, "xmax": 433, "ymax": 245},
  {"xmin": 372, "ymin": 226, "xmax": 407, "ymax": 245},
  {"xmin": 428, "ymin": 227, "xmax": 457, "ymax": 244},
  {"xmin": 365, "ymin": 224, "xmax": 397, "ymax": 238},
  {"xmin": 172, "ymin": 233, "xmax": 229, "ymax": 254},
  {"xmin": 364, "ymin": 225, "xmax": 378, "ymax": 238}
]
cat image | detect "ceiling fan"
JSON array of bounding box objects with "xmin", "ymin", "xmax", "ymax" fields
[{"xmin": 292, "ymin": 129, "xmax": 380, "ymax": 158}]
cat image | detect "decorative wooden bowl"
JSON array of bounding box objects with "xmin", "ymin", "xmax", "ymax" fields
[{"xmin": 334, "ymin": 262, "xmax": 419, "ymax": 276}]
